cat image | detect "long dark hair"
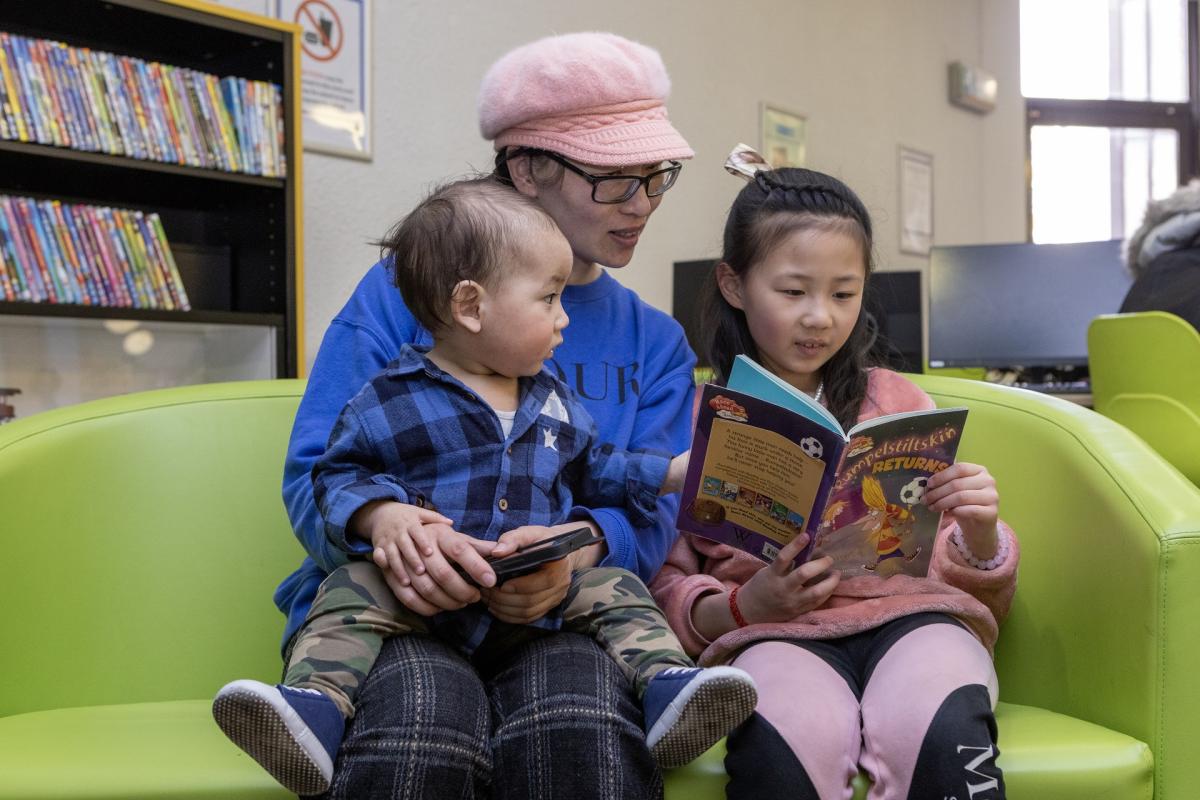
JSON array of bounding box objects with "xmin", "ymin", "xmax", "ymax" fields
[{"xmin": 704, "ymin": 167, "xmax": 879, "ymax": 431}]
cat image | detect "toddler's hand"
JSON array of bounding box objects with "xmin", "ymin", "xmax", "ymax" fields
[
  {"xmin": 379, "ymin": 523, "xmax": 510, "ymax": 616},
  {"xmin": 736, "ymin": 533, "xmax": 840, "ymax": 624},
  {"xmin": 353, "ymin": 501, "xmax": 452, "ymax": 577}
]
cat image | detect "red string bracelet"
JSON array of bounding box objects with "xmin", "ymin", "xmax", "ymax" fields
[{"xmin": 728, "ymin": 585, "xmax": 749, "ymax": 628}]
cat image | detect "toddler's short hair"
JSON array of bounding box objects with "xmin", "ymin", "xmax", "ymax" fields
[{"xmin": 381, "ymin": 176, "xmax": 559, "ymax": 332}]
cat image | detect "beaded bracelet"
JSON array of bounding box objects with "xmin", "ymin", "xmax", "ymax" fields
[
  {"xmin": 728, "ymin": 585, "xmax": 750, "ymax": 628},
  {"xmin": 951, "ymin": 528, "xmax": 1010, "ymax": 571}
]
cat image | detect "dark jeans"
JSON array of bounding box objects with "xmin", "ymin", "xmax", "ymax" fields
[{"xmin": 320, "ymin": 630, "xmax": 662, "ymax": 799}]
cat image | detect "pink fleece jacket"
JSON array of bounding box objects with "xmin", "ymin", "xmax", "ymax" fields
[{"xmin": 649, "ymin": 369, "xmax": 1019, "ymax": 666}]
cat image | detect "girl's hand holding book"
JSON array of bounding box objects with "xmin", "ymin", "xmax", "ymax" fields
[
  {"xmin": 735, "ymin": 533, "xmax": 841, "ymax": 625},
  {"xmin": 923, "ymin": 462, "xmax": 1001, "ymax": 560}
]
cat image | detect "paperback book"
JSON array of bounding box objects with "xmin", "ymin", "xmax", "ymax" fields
[{"xmin": 676, "ymin": 355, "xmax": 968, "ymax": 578}]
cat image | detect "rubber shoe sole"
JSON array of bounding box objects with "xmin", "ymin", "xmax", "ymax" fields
[
  {"xmin": 646, "ymin": 667, "xmax": 758, "ymax": 769},
  {"xmin": 212, "ymin": 680, "xmax": 333, "ymax": 796}
]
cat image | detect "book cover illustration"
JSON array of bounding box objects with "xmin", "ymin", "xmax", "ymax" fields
[
  {"xmin": 811, "ymin": 408, "xmax": 967, "ymax": 578},
  {"xmin": 677, "ymin": 383, "xmax": 846, "ymax": 564},
  {"xmin": 676, "ymin": 356, "xmax": 967, "ymax": 578}
]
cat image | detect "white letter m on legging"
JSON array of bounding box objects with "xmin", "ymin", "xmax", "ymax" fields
[{"xmin": 957, "ymin": 744, "xmax": 998, "ymax": 798}]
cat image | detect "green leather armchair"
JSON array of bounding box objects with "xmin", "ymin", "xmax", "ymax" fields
[{"xmin": 1, "ymin": 376, "xmax": 1196, "ymax": 799}]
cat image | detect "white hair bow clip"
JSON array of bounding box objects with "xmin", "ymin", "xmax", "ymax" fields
[{"xmin": 724, "ymin": 143, "xmax": 772, "ymax": 181}]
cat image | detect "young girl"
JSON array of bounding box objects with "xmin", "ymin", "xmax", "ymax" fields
[{"xmin": 650, "ymin": 158, "xmax": 1017, "ymax": 800}]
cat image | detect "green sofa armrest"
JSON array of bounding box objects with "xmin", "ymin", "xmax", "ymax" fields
[
  {"xmin": 909, "ymin": 375, "xmax": 1200, "ymax": 800},
  {"xmin": 0, "ymin": 380, "xmax": 307, "ymax": 718}
]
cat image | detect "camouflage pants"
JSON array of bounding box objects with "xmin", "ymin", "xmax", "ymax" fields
[{"xmin": 284, "ymin": 560, "xmax": 693, "ymax": 718}]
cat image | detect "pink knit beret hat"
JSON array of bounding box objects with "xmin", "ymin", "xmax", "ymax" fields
[{"xmin": 478, "ymin": 32, "xmax": 694, "ymax": 167}]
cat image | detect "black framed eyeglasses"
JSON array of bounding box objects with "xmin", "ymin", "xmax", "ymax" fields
[{"xmin": 538, "ymin": 151, "xmax": 683, "ymax": 204}]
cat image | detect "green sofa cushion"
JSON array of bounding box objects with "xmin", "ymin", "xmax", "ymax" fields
[
  {"xmin": 663, "ymin": 702, "xmax": 1152, "ymax": 800},
  {"xmin": 0, "ymin": 699, "xmax": 1150, "ymax": 800},
  {"xmin": 0, "ymin": 700, "xmax": 288, "ymax": 800}
]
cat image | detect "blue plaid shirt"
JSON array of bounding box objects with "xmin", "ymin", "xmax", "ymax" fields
[{"xmin": 313, "ymin": 344, "xmax": 670, "ymax": 651}]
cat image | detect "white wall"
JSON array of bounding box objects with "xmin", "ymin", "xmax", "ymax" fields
[{"xmin": 297, "ymin": 0, "xmax": 1026, "ymax": 372}]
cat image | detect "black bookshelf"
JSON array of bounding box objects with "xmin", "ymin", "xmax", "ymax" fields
[{"xmin": 0, "ymin": 0, "xmax": 300, "ymax": 378}]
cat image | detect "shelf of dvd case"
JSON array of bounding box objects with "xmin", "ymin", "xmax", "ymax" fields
[
  {"xmin": 0, "ymin": 139, "xmax": 285, "ymax": 188},
  {"xmin": 0, "ymin": 26, "xmax": 286, "ymax": 177},
  {"xmin": 0, "ymin": 300, "xmax": 282, "ymax": 328},
  {"xmin": 0, "ymin": 0, "xmax": 302, "ymax": 407}
]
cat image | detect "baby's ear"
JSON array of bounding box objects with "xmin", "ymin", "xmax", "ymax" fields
[{"xmin": 449, "ymin": 280, "xmax": 485, "ymax": 333}]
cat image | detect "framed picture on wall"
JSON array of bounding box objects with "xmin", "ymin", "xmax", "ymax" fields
[
  {"xmin": 277, "ymin": 0, "xmax": 373, "ymax": 161},
  {"xmin": 760, "ymin": 103, "xmax": 807, "ymax": 168},
  {"xmin": 899, "ymin": 146, "xmax": 933, "ymax": 256}
]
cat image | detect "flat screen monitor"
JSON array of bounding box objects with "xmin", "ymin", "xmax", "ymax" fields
[
  {"xmin": 672, "ymin": 259, "xmax": 717, "ymax": 367},
  {"xmin": 928, "ymin": 239, "xmax": 1131, "ymax": 369},
  {"xmin": 867, "ymin": 270, "xmax": 923, "ymax": 373}
]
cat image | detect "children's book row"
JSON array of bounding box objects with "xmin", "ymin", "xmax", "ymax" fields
[
  {"xmin": 0, "ymin": 31, "xmax": 285, "ymax": 177},
  {"xmin": 0, "ymin": 193, "xmax": 190, "ymax": 310}
]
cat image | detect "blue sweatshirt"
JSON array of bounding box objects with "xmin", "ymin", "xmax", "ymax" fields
[{"xmin": 275, "ymin": 260, "xmax": 697, "ymax": 649}]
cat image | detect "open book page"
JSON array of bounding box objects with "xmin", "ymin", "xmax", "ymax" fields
[
  {"xmin": 728, "ymin": 354, "xmax": 842, "ymax": 435},
  {"xmin": 813, "ymin": 407, "xmax": 968, "ymax": 578},
  {"xmin": 677, "ymin": 383, "xmax": 844, "ymax": 563}
]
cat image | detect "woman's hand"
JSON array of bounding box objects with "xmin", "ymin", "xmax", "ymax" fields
[
  {"xmin": 478, "ymin": 523, "xmax": 600, "ymax": 624},
  {"xmin": 923, "ymin": 461, "xmax": 1000, "ymax": 559},
  {"xmin": 371, "ymin": 519, "xmax": 516, "ymax": 616},
  {"xmin": 735, "ymin": 533, "xmax": 840, "ymax": 624}
]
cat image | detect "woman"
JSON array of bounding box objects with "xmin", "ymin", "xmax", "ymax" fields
[{"xmin": 276, "ymin": 32, "xmax": 697, "ymax": 799}]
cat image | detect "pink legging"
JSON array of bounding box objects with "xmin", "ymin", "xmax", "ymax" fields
[{"xmin": 726, "ymin": 616, "xmax": 1002, "ymax": 800}]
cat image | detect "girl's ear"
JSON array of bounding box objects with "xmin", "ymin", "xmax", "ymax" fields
[
  {"xmin": 450, "ymin": 280, "xmax": 485, "ymax": 333},
  {"xmin": 507, "ymin": 152, "xmax": 538, "ymax": 199},
  {"xmin": 715, "ymin": 262, "xmax": 745, "ymax": 310}
]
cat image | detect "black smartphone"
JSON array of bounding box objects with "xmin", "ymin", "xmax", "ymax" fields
[{"xmin": 458, "ymin": 526, "xmax": 605, "ymax": 585}]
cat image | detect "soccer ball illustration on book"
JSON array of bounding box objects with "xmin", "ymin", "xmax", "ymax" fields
[
  {"xmin": 899, "ymin": 476, "xmax": 928, "ymax": 506},
  {"xmin": 799, "ymin": 437, "xmax": 824, "ymax": 460}
]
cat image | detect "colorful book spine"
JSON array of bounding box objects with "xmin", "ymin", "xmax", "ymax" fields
[
  {"xmin": 13, "ymin": 198, "xmax": 62, "ymax": 302},
  {"xmin": 57, "ymin": 42, "xmax": 99, "ymax": 152},
  {"xmin": 50, "ymin": 199, "xmax": 101, "ymax": 305},
  {"xmin": 169, "ymin": 68, "xmax": 203, "ymax": 167},
  {"xmin": 0, "ymin": 35, "xmax": 28, "ymax": 142},
  {"xmin": 24, "ymin": 37, "xmax": 68, "ymax": 147},
  {"xmin": 29, "ymin": 199, "xmax": 82, "ymax": 304},
  {"xmin": 148, "ymin": 62, "xmax": 185, "ymax": 165},
  {"xmin": 5, "ymin": 35, "xmax": 45, "ymax": 144},
  {"xmin": 68, "ymin": 46, "xmax": 107, "ymax": 153},
  {"xmin": 78, "ymin": 204, "xmax": 130, "ymax": 307},
  {"xmin": 0, "ymin": 217, "xmax": 14, "ymax": 300},
  {"xmin": 42, "ymin": 41, "xmax": 82, "ymax": 149},
  {"xmin": 219, "ymin": 76, "xmax": 245, "ymax": 172},
  {"xmin": 148, "ymin": 213, "xmax": 189, "ymax": 310},
  {"xmin": 116, "ymin": 55, "xmax": 153, "ymax": 160},
  {"xmin": 80, "ymin": 48, "xmax": 121, "ymax": 155},
  {"xmin": 103, "ymin": 206, "xmax": 149, "ymax": 307},
  {"xmin": 0, "ymin": 205, "xmax": 31, "ymax": 301},
  {"xmin": 120, "ymin": 209, "xmax": 163, "ymax": 309},
  {"xmin": 97, "ymin": 51, "xmax": 140, "ymax": 159},
  {"xmin": 1, "ymin": 197, "xmax": 46, "ymax": 301},
  {"xmin": 160, "ymin": 65, "xmax": 197, "ymax": 167},
  {"xmin": 134, "ymin": 59, "xmax": 173, "ymax": 163},
  {"xmin": 61, "ymin": 204, "xmax": 109, "ymax": 305}
]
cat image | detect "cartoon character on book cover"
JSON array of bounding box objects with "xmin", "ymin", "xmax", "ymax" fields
[{"xmin": 813, "ymin": 416, "xmax": 963, "ymax": 578}]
